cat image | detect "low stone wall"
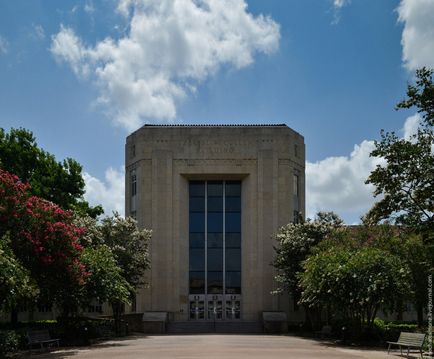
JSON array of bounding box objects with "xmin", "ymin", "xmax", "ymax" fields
[
  {"xmin": 262, "ymin": 311, "xmax": 288, "ymax": 334},
  {"xmin": 121, "ymin": 313, "xmax": 145, "ymax": 333}
]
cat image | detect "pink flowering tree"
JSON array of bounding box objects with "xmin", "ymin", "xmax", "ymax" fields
[{"xmin": 0, "ymin": 169, "xmax": 88, "ymax": 317}]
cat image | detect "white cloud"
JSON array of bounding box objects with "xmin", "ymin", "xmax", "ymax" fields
[
  {"xmin": 50, "ymin": 0, "xmax": 280, "ymax": 131},
  {"xmin": 402, "ymin": 113, "xmax": 421, "ymax": 139},
  {"xmin": 398, "ymin": 0, "xmax": 434, "ymax": 71},
  {"xmin": 83, "ymin": 167, "xmax": 125, "ymax": 216},
  {"xmin": 0, "ymin": 35, "xmax": 8, "ymax": 55},
  {"xmin": 33, "ymin": 24, "xmax": 45, "ymax": 40},
  {"xmin": 306, "ymin": 140, "xmax": 383, "ymax": 221},
  {"xmin": 333, "ymin": 0, "xmax": 350, "ymax": 9},
  {"xmin": 331, "ymin": 0, "xmax": 350, "ymax": 24},
  {"xmin": 306, "ymin": 114, "xmax": 425, "ymax": 222},
  {"xmin": 84, "ymin": 1, "xmax": 95, "ymax": 14},
  {"xmin": 51, "ymin": 25, "xmax": 90, "ymax": 77}
]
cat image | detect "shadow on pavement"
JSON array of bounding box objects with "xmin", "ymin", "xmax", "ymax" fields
[{"xmin": 11, "ymin": 334, "xmax": 150, "ymax": 359}]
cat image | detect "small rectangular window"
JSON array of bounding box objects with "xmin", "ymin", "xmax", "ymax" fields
[
  {"xmin": 131, "ymin": 170, "xmax": 137, "ymax": 196},
  {"xmin": 37, "ymin": 303, "xmax": 52, "ymax": 313},
  {"xmin": 293, "ymin": 174, "xmax": 299, "ymax": 197},
  {"xmin": 293, "ymin": 210, "xmax": 300, "ymax": 224},
  {"xmin": 130, "ymin": 169, "xmax": 137, "ymax": 213}
]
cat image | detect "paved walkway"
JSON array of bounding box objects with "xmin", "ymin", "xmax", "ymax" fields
[{"xmin": 17, "ymin": 334, "xmax": 416, "ymax": 359}]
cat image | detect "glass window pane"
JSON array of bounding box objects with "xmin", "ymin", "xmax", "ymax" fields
[
  {"xmin": 226, "ymin": 248, "xmax": 241, "ymax": 271},
  {"xmin": 207, "ymin": 181, "xmax": 223, "ymax": 196},
  {"xmin": 190, "ymin": 212, "xmax": 204, "ymax": 232},
  {"xmin": 208, "ymin": 212, "xmax": 223, "ymax": 232},
  {"xmin": 225, "ymin": 197, "xmax": 240, "ymax": 212},
  {"xmin": 226, "ymin": 233, "xmax": 241, "ymax": 248},
  {"xmin": 207, "ymin": 197, "xmax": 223, "ymax": 212},
  {"xmin": 207, "ymin": 271, "xmax": 223, "ymax": 294},
  {"xmin": 225, "ymin": 272, "xmax": 241, "ymax": 294},
  {"xmin": 225, "ymin": 182, "xmax": 241, "ymax": 196},
  {"xmin": 207, "ymin": 233, "xmax": 223, "ymax": 248},
  {"xmin": 189, "ymin": 271, "xmax": 205, "ymax": 294},
  {"xmin": 207, "ymin": 248, "xmax": 223, "ymax": 271},
  {"xmin": 190, "ymin": 197, "xmax": 204, "ymax": 212},
  {"xmin": 293, "ymin": 174, "xmax": 299, "ymax": 197},
  {"xmin": 225, "ymin": 212, "xmax": 241, "ymax": 232},
  {"xmin": 189, "ymin": 249, "xmax": 204, "ymax": 271},
  {"xmin": 190, "ymin": 182, "xmax": 205, "ymax": 197},
  {"xmin": 189, "ymin": 233, "xmax": 205, "ymax": 248}
]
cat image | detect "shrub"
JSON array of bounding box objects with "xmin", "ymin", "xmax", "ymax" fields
[
  {"xmin": 373, "ymin": 318, "xmax": 419, "ymax": 342},
  {"xmin": 0, "ymin": 330, "xmax": 21, "ymax": 355}
]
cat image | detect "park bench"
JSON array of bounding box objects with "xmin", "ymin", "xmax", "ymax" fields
[
  {"xmin": 27, "ymin": 329, "xmax": 60, "ymax": 350},
  {"xmin": 387, "ymin": 332, "xmax": 426, "ymax": 358}
]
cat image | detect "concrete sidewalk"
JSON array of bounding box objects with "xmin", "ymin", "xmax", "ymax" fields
[{"xmin": 16, "ymin": 334, "xmax": 418, "ymax": 359}]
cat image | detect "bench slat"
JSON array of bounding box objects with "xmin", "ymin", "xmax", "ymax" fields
[
  {"xmin": 27, "ymin": 330, "xmax": 59, "ymax": 349},
  {"xmin": 387, "ymin": 331, "xmax": 426, "ymax": 357}
]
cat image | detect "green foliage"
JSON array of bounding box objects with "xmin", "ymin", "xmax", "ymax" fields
[
  {"xmin": 0, "ymin": 127, "xmax": 102, "ymax": 218},
  {"xmin": 373, "ymin": 318, "xmax": 419, "ymax": 342},
  {"xmin": 365, "ymin": 68, "xmax": 434, "ymax": 239},
  {"xmin": 299, "ymin": 242, "xmax": 411, "ymax": 328},
  {"xmin": 73, "ymin": 213, "xmax": 150, "ymax": 326},
  {"xmin": 272, "ymin": 211, "xmax": 343, "ymax": 294},
  {"xmin": 0, "ymin": 233, "xmax": 38, "ymax": 311},
  {"xmin": 0, "ymin": 330, "xmax": 20, "ymax": 355},
  {"xmin": 373, "ymin": 318, "xmax": 418, "ymax": 333},
  {"xmin": 100, "ymin": 213, "xmax": 151, "ymax": 290},
  {"xmin": 80, "ymin": 245, "xmax": 132, "ymax": 306},
  {"xmin": 371, "ymin": 230, "xmax": 434, "ymax": 323},
  {"xmin": 396, "ymin": 67, "xmax": 434, "ymax": 127}
]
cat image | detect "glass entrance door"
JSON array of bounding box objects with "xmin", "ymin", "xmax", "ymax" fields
[
  {"xmin": 207, "ymin": 295, "xmax": 223, "ymax": 320},
  {"xmin": 189, "ymin": 295, "xmax": 205, "ymax": 320},
  {"xmin": 189, "ymin": 181, "xmax": 241, "ymax": 320}
]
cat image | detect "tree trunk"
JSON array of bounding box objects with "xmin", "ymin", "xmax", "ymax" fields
[
  {"xmin": 111, "ymin": 302, "xmax": 124, "ymax": 336},
  {"xmin": 396, "ymin": 299, "xmax": 403, "ymax": 321},
  {"xmin": 10, "ymin": 307, "xmax": 18, "ymax": 326},
  {"xmin": 416, "ymin": 302, "xmax": 424, "ymax": 327}
]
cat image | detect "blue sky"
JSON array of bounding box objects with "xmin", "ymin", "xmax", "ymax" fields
[{"xmin": 0, "ymin": 0, "xmax": 433, "ymax": 223}]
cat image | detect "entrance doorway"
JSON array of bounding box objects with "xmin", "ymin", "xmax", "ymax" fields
[{"xmin": 188, "ymin": 181, "xmax": 241, "ymax": 320}]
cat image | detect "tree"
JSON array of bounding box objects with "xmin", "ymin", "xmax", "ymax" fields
[
  {"xmin": 0, "ymin": 169, "xmax": 89, "ymax": 318},
  {"xmin": 99, "ymin": 214, "xmax": 151, "ymax": 291},
  {"xmin": 396, "ymin": 67, "xmax": 434, "ymax": 127},
  {"xmin": 0, "ymin": 169, "xmax": 30, "ymax": 238},
  {"xmin": 75, "ymin": 213, "xmax": 151, "ymax": 332},
  {"xmin": 0, "ymin": 127, "xmax": 102, "ymax": 218},
  {"xmin": 273, "ymin": 211, "xmax": 343, "ymax": 295},
  {"xmin": 80, "ymin": 245, "xmax": 132, "ymax": 309},
  {"xmin": 360, "ymin": 226, "xmax": 434, "ymax": 325},
  {"xmin": 272, "ymin": 212, "xmax": 343, "ymax": 327},
  {"xmin": 366, "ymin": 67, "xmax": 434, "ymax": 327},
  {"xmin": 0, "ymin": 233, "xmax": 38, "ymax": 312},
  {"xmin": 16, "ymin": 195, "xmax": 88, "ymax": 317},
  {"xmin": 365, "ymin": 68, "xmax": 434, "ymax": 239},
  {"xmin": 299, "ymin": 243, "xmax": 410, "ymax": 331},
  {"xmin": 72, "ymin": 215, "xmax": 137, "ymax": 312}
]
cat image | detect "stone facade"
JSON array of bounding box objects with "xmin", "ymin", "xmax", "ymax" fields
[{"xmin": 125, "ymin": 124, "xmax": 305, "ymax": 322}]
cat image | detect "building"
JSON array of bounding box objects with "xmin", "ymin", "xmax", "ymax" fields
[{"xmin": 125, "ymin": 124, "xmax": 305, "ymax": 328}]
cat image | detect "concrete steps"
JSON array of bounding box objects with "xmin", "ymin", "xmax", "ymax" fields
[{"xmin": 166, "ymin": 321, "xmax": 263, "ymax": 334}]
